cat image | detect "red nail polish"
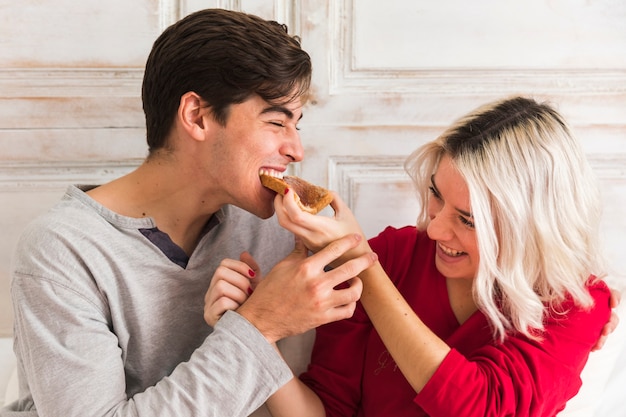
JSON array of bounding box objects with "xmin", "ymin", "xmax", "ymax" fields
[
  {"xmin": 247, "ymin": 286, "xmax": 254, "ymax": 295},
  {"xmin": 248, "ymin": 269, "xmax": 256, "ymax": 277},
  {"xmin": 284, "ymin": 187, "xmax": 289, "ymax": 195}
]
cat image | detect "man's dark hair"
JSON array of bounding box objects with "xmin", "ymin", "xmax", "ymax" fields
[{"xmin": 141, "ymin": 8, "xmax": 312, "ymax": 152}]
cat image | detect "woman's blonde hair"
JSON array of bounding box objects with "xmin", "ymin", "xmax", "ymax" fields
[{"xmin": 405, "ymin": 96, "xmax": 606, "ymax": 341}]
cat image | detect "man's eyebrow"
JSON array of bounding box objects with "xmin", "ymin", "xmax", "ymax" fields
[
  {"xmin": 260, "ymin": 105, "xmax": 303, "ymax": 121},
  {"xmin": 430, "ymin": 174, "xmax": 473, "ymax": 218}
]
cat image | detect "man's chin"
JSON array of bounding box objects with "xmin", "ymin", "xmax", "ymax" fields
[
  {"xmin": 256, "ymin": 210, "xmax": 275, "ymax": 220},
  {"xmin": 247, "ymin": 201, "xmax": 276, "ymax": 219}
]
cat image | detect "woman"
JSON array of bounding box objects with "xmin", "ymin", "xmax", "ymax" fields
[
  {"xmin": 204, "ymin": 96, "xmax": 618, "ymax": 416},
  {"xmin": 266, "ymin": 96, "xmax": 614, "ymax": 416}
]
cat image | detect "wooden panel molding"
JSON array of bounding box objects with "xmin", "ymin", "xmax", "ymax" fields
[
  {"xmin": 328, "ymin": 153, "xmax": 626, "ymax": 241},
  {"xmin": 328, "ymin": 0, "xmax": 626, "ymax": 95},
  {"xmin": 329, "ymin": 153, "xmax": 626, "ymax": 197},
  {"xmin": 0, "ymin": 160, "xmax": 142, "ymax": 192},
  {"xmin": 329, "ymin": 155, "xmax": 409, "ymax": 206}
]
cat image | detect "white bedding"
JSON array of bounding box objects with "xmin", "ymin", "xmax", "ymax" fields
[
  {"xmin": 592, "ymin": 324, "xmax": 626, "ymax": 417},
  {"xmin": 559, "ymin": 298, "xmax": 626, "ymax": 416},
  {"xmin": 2, "ymin": 302, "xmax": 625, "ymax": 414}
]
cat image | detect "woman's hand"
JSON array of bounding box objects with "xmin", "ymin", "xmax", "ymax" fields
[
  {"xmin": 274, "ymin": 190, "xmax": 370, "ymax": 263},
  {"xmin": 203, "ymin": 251, "xmax": 260, "ymax": 327},
  {"xmin": 592, "ymin": 288, "xmax": 622, "ymax": 351}
]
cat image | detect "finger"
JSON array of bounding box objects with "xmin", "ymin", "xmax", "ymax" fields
[
  {"xmin": 325, "ymin": 251, "xmax": 377, "ymax": 290},
  {"xmin": 291, "ymin": 235, "xmax": 309, "ymax": 257},
  {"xmin": 281, "ymin": 184, "xmax": 304, "ymax": 215},
  {"xmin": 210, "ymin": 261, "xmax": 255, "ymax": 295},
  {"xmin": 323, "ymin": 277, "xmax": 363, "ymax": 321},
  {"xmin": 204, "ymin": 276, "xmax": 250, "ymax": 327},
  {"xmin": 609, "ymin": 289, "xmax": 622, "ymax": 308},
  {"xmin": 206, "ymin": 273, "xmax": 250, "ymax": 305},
  {"xmin": 276, "ymin": 191, "xmax": 328, "ymax": 231},
  {"xmin": 327, "ymin": 191, "xmax": 345, "ymax": 215},
  {"xmin": 240, "ymin": 251, "xmax": 261, "ymax": 290},
  {"xmin": 328, "ymin": 302, "xmax": 359, "ymax": 322},
  {"xmin": 310, "ymin": 233, "xmax": 362, "ymax": 266},
  {"xmin": 335, "ymin": 276, "xmax": 363, "ymax": 306},
  {"xmin": 601, "ymin": 311, "xmax": 619, "ymax": 334},
  {"xmin": 591, "ymin": 338, "xmax": 605, "ymax": 352},
  {"xmin": 274, "ymin": 192, "xmax": 313, "ymax": 236},
  {"xmin": 221, "ymin": 258, "xmax": 257, "ymax": 281},
  {"xmin": 204, "ymin": 296, "xmax": 243, "ymax": 327},
  {"xmin": 240, "ymin": 251, "xmax": 260, "ymax": 273}
]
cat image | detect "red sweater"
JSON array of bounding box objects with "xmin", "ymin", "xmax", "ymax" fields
[{"xmin": 300, "ymin": 226, "xmax": 610, "ymax": 417}]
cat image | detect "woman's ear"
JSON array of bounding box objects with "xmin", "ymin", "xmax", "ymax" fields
[{"xmin": 178, "ymin": 91, "xmax": 210, "ymax": 141}]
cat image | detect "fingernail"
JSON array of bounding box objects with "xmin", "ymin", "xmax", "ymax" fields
[
  {"xmin": 247, "ymin": 286, "xmax": 254, "ymax": 295},
  {"xmin": 248, "ymin": 269, "xmax": 256, "ymax": 277},
  {"xmin": 371, "ymin": 252, "xmax": 378, "ymax": 262},
  {"xmin": 284, "ymin": 187, "xmax": 290, "ymax": 195}
]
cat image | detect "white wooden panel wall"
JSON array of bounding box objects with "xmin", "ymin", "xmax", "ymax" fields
[
  {"xmin": 1, "ymin": 0, "xmax": 625, "ymax": 340},
  {"xmin": 297, "ymin": 0, "xmax": 626, "ymax": 284},
  {"xmin": 0, "ymin": 0, "xmax": 294, "ymax": 335}
]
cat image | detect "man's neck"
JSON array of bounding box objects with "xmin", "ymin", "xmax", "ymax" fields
[{"xmin": 87, "ymin": 159, "xmax": 220, "ymax": 255}]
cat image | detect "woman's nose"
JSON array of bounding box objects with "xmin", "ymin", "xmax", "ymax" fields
[{"xmin": 427, "ymin": 210, "xmax": 454, "ymax": 241}]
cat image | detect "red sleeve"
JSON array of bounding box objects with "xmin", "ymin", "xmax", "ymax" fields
[
  {"xmin": 416, "ymin": 280, "xmax": 611, "ymax": 417},
  {"xmin": 299, "ymin": 226, "xmax": 402, "ymax": 417},
  {"xmin": 299, "ymin": 307, "xmax": 370, "ymax": 417}
]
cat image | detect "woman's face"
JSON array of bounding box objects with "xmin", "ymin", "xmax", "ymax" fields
[{"xmin": 426, "ymin": 155, "xmax": 479, "ymax": 281}]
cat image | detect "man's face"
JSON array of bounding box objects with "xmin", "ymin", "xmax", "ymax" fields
[{"xmin": 205, "ymin": 94, "xmax": 304, "ymax": 218}]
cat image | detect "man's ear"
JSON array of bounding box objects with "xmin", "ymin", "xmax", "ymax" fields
[{"xmin": 178, "ymin": 91, "xmax": 211, "ymax": 141}]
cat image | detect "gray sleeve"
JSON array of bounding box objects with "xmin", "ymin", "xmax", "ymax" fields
[{"xmin": 9, "ymin": 274, "xmax": 292, "ymax": 417}]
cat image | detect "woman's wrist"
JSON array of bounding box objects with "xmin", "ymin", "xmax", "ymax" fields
[{"xmin": 333, "ymin": 238, "xmax": 372, "ymax": 267}]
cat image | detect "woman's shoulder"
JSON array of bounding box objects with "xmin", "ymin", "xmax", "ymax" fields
[
  {"xmin": 585, "ymin": 276, "xmax": 611, "ymax": 309},
  {"xmin": 370, "ymin": 224, "xmax": 420, "ymax": 242},
  {"xmin": 369, "ymin": 225, "xmax": 432, "ymax": 252},
  {"xmin": 543, "ymin": 277, "xmax": 611, "ymax": 340},
  {"xmin": 586, "ymin": 276, "xmax": 610, "ymax": 292},
  {"xmin": 368, "ymin": 225, "xmax": 437, "ymax": 281}
]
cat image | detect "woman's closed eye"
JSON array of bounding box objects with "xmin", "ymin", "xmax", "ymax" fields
[
  {"xmin": 458, "ymin": 215, "xmax": 475, "ymax": 229},
  {"xmin": 429, "ymin": 185, "xmax": 441, "ymax": 200}
]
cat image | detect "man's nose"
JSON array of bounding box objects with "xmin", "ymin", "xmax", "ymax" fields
[{"xmin": 282, "ymin": 131, "xmax": 304, "ymax": 162}]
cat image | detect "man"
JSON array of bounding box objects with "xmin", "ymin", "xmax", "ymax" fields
[{"xmin": 3, "ymin": 9, "xmax": 374, "ymax": 417}]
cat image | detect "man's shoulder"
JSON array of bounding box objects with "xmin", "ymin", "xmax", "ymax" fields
[{"xmin": 21, "ymin": 186, "xmax": 102, "ymax": 236}]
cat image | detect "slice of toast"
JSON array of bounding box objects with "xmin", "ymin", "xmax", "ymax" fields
[{"xmin": 260, "ymin": 174, "xmax": 333, "ymax": 214}]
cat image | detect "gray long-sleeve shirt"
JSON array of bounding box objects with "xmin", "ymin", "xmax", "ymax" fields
[{"xmin": 2, "ymin": 185, "xmax": 295, "ymax": 417}]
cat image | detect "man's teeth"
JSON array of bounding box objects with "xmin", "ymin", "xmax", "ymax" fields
[
  {"xmin": 439, "ymin": 243, "xmax": 464, "ymax": 257},
  {"xmin": 259, "ymin": 168, "xmax": 284, "ymax": 179}
]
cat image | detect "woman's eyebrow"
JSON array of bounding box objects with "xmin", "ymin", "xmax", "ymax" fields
[{"xmin": 457, "ymin": 207, "xmax": 473, "ymax": 218}]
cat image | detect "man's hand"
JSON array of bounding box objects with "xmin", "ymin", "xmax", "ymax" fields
[{"xmin": 237, "ymin": 234, "xmax": 377, "ymax": 344}]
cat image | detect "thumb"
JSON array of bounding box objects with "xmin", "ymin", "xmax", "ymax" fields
[{"xmin": 291, "ymin": 236, "xmax": 309, "ymax": 257}]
